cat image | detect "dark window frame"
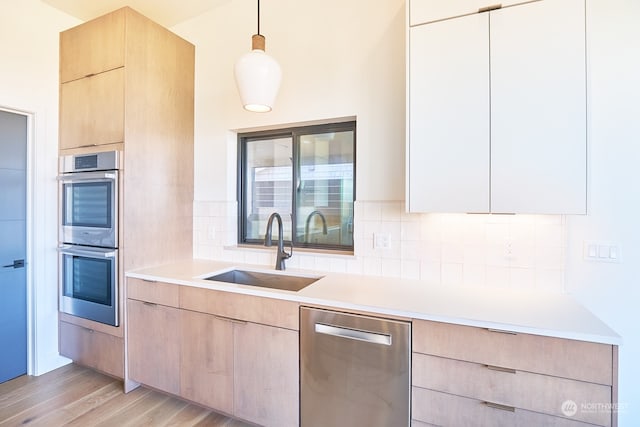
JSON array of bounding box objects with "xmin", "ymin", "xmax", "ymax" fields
[{"xmin": 238, "ymin": 120, "xmax": 356, "ymax": 252}]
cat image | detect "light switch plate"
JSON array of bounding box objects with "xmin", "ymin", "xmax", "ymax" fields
[{"xmin": 583, "ymin": 241, "xmax": 621, "ymax": 263}]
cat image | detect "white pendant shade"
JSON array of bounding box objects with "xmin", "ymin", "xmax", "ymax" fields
[{"xmin": 234, "ymin": 46, "xmax": 282, "ymax": 113}]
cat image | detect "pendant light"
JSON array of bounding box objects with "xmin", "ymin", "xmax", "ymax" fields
[{"xmin": 234, "ymin": 0, "xmax": 282, "ymax": 113}]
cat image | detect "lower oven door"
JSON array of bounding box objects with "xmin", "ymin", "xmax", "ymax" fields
[{"xmin": 58, "ymin": 245, "xmax": 118, "ymax": 327}]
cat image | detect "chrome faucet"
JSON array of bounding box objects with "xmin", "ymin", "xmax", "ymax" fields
[
  {"xmin": 304, "ymin": 210, "xmax": 328, "ymax": 242},
  {"xmin": 264, "ymin": 212, "xmax": 292, "ymax": 270}
]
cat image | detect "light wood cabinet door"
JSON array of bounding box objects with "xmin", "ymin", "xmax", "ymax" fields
[
  {"xmin": 59, "ymin": 68, "xmax": 125, "ymax": 150},
  {"xmin": 59, "ymin": 8, "xmax": 125, "ymax": 83},
  {"xmin": 408, "ymin": 13, "xmax": 490, "ymax": 213},
  {"xmin": 59, "ymin": 321, "xmax": 124, "ymax": 378},
  {"xmin": 180, "ymin": 310, "xmax": 234, "ymax": 415},
  {"xmin": 234, "ymin": 322, "xmax": 299, "ymax": 427},
  {"xmin": 489, "ymin": 0, "xmax": 586, "ymax": 214},
  {"xmin": 409, "ymin": 0, "xmax": 531, "ymax": 26},
  {"xmin": 127, "ymin": 299, "xmax": 180, "ymax": 395}
]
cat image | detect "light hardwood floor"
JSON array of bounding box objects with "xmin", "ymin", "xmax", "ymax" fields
[{"xmin": 0, "ymin": 364, "xmax": 253, "ymax": 427}]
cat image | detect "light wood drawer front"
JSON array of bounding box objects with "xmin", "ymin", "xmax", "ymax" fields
[
  {"xmin": 127, "ymin": 278, "xmax": 180, "ymax": 307},
  {"xmin": 59, "ymin": 321, "xmax": 124, "ymax": 379},
  {"xmin": 413, "ymin": 320, "xmax": 613, "ymax": 385},
  {"xmin": 413, "ymin": 354, "xmax": 611, "ymax": 426},
  {"xmin": 180, "ymin": 286, "xmax": 299, "ymax": 331},
  {"xmin": 412, "ymin": 387, "xmax": 603, "ymax": 427}
]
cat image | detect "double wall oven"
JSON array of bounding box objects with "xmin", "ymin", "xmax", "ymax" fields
[{"xmin": 58, "ymin": 151, "xmax": 120, "ymax": 326}]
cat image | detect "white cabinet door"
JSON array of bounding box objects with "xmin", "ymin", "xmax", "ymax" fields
[
  {"xmin": 410, "ymin": 0, "xmax": 531, "ymax": 26},
  {"xmin": 490, "ymin": 0, "xmax": 586, "ymax": 213},
  {"xmin": 408, "ymin": 13, "xmax": 490, "ymax": 213}
]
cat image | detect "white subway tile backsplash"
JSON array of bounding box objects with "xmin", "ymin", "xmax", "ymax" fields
[
  {"xmin": 463, "ymin": 263, "xmax": 486, "ymax": 287},
  {"xmin": 194, "ymin": 200, "xmax": 566, "ymax": 293},
  {"xmin": 442, "ymin": 263, "xmax": 464, "ymax": 286},
  {"xmin": 381, "ymin": 201, "xmax": 403, "ymax": 222},
  {"xmin": 510, "ymin": 267, "xmax": 535, "ymax": 289},
  {"xmin": 299, "ymin": 254, "xmax": 317, "ymax": 271},
  {"xmin": 463, "ymin": 244, "xmax": 486, "ymax": 265},
  {"xmin": 400, "ymin": 240, "xmax": 421, "ymax": 261},
  {"xmin": 361, "ymin": 202, "xmax": 382, "ymax": 222},
  {"xmin": 535, "ymin": 268, "xmax": 564, "ymax": 292},
  {"xmin": 329, "ymin": 258, "xmax": 347, "ymax": 274},
  {"xmin": 345, "ymin": 257, "xmax": 364, "ymax": 275},
  {"xmin": 486, "ymin": 265, "xmax": 510, "ymax": 288},
  {"xmin": 363, "ymin": 256, "xmax": 383, "ymax": 276},
  {"xmin": 420, "ymin": 260, "xmax": 441, "ymax": 284},
  {"xmin": 442, "ymin": 242, "xmax": 464, "ymax": 264},
  {"xmin": 401, "ymin": 259, "xmax": 421, "ymax": 280}
]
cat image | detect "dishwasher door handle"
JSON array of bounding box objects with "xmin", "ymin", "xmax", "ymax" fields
[{"xmin": 315, "ymin": 323, "xmax": 392, "ymax": 346}]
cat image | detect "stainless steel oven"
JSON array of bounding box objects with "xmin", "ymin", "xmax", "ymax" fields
[
  {"xmin": 59, "ymin": 245, "xmax": 118, "ymax": 326},
  {"xmin": 59, "ymin": 151, "xmax": 119, "ymax": 248},
  {"xmin": 58, "ymin": 150, "xmax": 121, "ymax": 326}
]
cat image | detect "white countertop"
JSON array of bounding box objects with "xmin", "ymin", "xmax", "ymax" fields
[{"xmin": 127, "ymin": 259, "xmax": 621, "ymax": 346}]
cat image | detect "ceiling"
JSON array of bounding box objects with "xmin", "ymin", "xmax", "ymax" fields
[{"xmin": 41, "ymin": 0, "xmax": 228, "ymax": 27}]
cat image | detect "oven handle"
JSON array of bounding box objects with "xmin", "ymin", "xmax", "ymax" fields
[
  {"xmin": 57, "ymin": 172, "xmax": 117, "ymax": 182},
  {"xmin": 57, "ymin": 246, "xmax": 117, "ymax": 259}
]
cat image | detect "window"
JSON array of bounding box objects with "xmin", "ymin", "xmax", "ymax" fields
[{"xmin": 238, "ymin": 121, "xmax": 355, "ymax": 252}]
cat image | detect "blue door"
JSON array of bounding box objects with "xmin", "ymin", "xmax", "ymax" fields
[{"xmin": 0, "ymin": 110, "xmax": 27, "ymax": 383}]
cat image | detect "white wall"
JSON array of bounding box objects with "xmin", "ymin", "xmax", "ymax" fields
[
  {"xmin": 566, "ymin": 1, "xmax": 640, "ymax": 424},
  {"xmin": 172, "ymin": 0, "xmax": 406, "ymax": 202},
  {"xmin": 0, "ymin": 0, "xmax": 79, "ymax": 374}
]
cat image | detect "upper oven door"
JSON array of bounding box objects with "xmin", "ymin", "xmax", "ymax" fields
[{"xmin": 59, "ymin": 170, "xmax": 118, "ymax": 248}]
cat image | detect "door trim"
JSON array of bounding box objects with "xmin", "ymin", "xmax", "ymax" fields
[{"xmin": 1, "ymin": 105, "xmax": 35, "ymax": 376}]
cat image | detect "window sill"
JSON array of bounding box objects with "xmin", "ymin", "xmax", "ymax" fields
[{"xmin": 226, "ymin": 244, "xmax": 355, "ymax": 258}]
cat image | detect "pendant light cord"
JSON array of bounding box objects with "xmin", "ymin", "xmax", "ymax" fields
[{"xmin": 257, "ymin": 0, "xmax": 261, "ymax": 35}]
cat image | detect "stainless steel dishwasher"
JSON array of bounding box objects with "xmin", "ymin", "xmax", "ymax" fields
[{"xmin": 300, "ymin": 307, "xmax": 411, "ymax": 427}]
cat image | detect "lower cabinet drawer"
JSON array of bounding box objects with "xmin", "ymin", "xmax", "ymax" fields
[
  {"xmin": 180, "ymin": 286, "xmax": 299, "ymax": 330},
  {"xmin": 127, "ymin": 278, "xmax": 180, "ymax": 307},
  {"xmin": 59, "ymin": 320, "xmax": 124, "ymax": 379},
  {"xmin": 412, "ymin": 387, "xmax": 604, "ymax": 427},
  {"xmin": 413, "ymin": 353, "xmax": 611, "ymax": 426},
  {"xmin": 413, "ymin": 320, "xmax": 613, "ymax": 386}
]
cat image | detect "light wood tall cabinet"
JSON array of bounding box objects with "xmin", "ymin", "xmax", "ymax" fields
[
  {"xmin": 126, "ymin": 279, "xmax": 299, "ymax": 427},
  {"xmin": 57, "ymin": 7, "xmax": 194, "ymax": 381},
  {"xmin": 407, "ymin": 0, "xmax": 587, "ymax": 214},
  {"xmin": 411, "ymin": 320, "xmax": 618, "ymax": 426}
]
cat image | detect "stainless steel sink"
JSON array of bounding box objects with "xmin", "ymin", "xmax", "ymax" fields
[{"xmin": 204, "ymin": 269, "xmax": 321, "ymax": 292}]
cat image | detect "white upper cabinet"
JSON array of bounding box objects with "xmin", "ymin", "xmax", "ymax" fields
[
  {"xmin": 410, "ymin": 0, "xmax": 532, "ymax": 26},
  {"xmin": 408, "ymin": 14, "xmax": 491, "ymax": 213},
  {"xmin": 407, "ymin": 0, "xmax": 586, "ymax": 214},
  {"xmin": 489, "ymin": 0, "xmax": 586, "ymax": 214}
]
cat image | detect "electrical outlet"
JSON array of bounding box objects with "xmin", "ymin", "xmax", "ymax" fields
[
  {"xmin": 374, "ymin": 233, "xmax": 390, "ymax": 249},
  {"xmin": 504, "ymin": 240, "xmax": 514, "ymax": 259}
]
